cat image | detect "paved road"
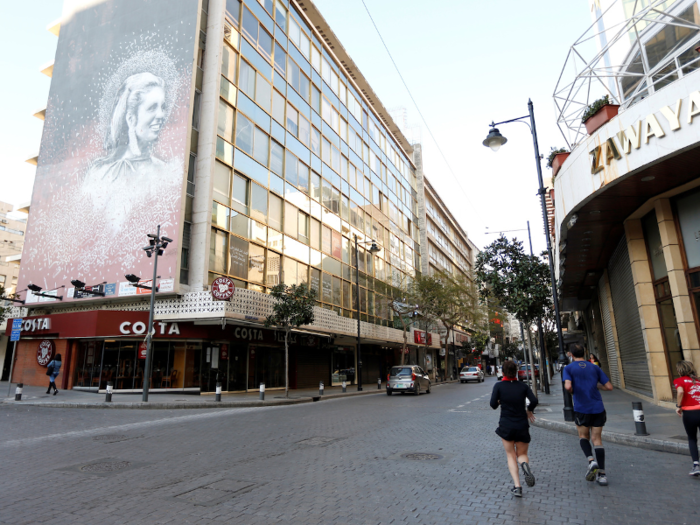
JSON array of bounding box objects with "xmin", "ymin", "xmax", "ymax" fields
[{"xmin": 1, "ymin": 378, "xmax": 697, "ymax": 524}]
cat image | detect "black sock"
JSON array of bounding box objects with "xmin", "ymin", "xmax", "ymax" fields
[
  {"xmin": 580, "ymin": 439, "xmax": 593, "ymax": 460},
  {"xmin": 594, "ymin": 446, "xmax": 605, "ymax": 471}
]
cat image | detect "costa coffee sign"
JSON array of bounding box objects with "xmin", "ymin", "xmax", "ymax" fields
[
  {"xmin": 211, "ymin": 277, "xmax": 235, "ymax": 301},
  {"xmin": 22, "ymin": 317, "xmax": 51, "ymax": 332},
  {"xmin": 414, "ymin": 330, "xmax": 432, "ymax": 345},
  {"xmin": 36, "ymin": 340, "xmax": 55, "ymax": 366}
]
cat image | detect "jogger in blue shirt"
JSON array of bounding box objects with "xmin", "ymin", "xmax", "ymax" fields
[{"xmin": 563, "ymin": 344, "xmax": 613, "ymax": 486}]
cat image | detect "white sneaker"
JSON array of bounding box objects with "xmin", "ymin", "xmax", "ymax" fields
[
  {"xmin": 585, "ymin": 460, "xmax": 599, "ymax": 481},
  {"xmin": 689, "ymin": 464, "xmax": 700, "ymax": 477}
]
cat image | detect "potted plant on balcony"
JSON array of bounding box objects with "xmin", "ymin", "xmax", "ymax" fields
[
  {"xmin": 582, "ymin": 94, "xmax": 619, "ymax": 135},
  {"xmin": 546, "ymin": 147, "xmax": 570, "ymax": 178}
]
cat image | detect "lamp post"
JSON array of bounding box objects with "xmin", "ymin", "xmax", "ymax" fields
[
  {"xmin": 354, "ymin": 234, "xmax": 380, "ymax": 391},
  {"xmin": 483, "ymin": 100, "xmax": 573, "ymax": 421},
  {"xmin": 127, "ymin": 225, "xmax": 172, "ymax": 402}
]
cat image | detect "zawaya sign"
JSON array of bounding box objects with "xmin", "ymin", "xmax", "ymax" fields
[{"xmin": 589, "ymin": 91, "xmax": 700, "ymax": 175}]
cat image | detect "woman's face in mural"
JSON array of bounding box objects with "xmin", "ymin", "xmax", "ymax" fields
[{"xmin": 129, "ymin": 86, "xmax": 165, "ymax": 146}]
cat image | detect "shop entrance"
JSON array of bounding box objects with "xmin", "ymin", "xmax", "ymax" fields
[
  {"xmin": 331, "ymin": 346, "xmax": 355, "ymax": 386},
  {"xmin": 248, "ymin": 345, "xmax": 284, "ymax": 390},
  {"xmin": 201, "ymin": 343, "xmax": 246, "ymax": 392}
]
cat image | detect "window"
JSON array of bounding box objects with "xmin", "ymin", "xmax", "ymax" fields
[
  {"xmin": 322, "ymin": 137, "xmax": 331, "ymax": 166},
  {"xmin": 270, "ymin": 140, "xmax": 284, "ymax": 175},
  {"xmin": 311, "ymin": 127, "xmax": 321, "ymax": 156},
  {"xmin": 299, "ymin": 114, "xmax": 310, "ymax": 147},
  {"xmin": 310, "ymin": 171, "xmax": 321, "ymax": 201},
  {"xmin": 232, "ymin": 173, "xmax": 249, "ymax": 215},
  {"xmin": 192, "ymin": 90, "xmax": 202, "ymax": 130},
  {"xmin": 275, "ymin": 2, "xmax": 287, "ymax": 32},
  {"xmin": 322, "ymin": 226, "xmax": 332, "ymax": 254},
  {"xmin": 250, "ymin": 183, "xmax": 267, "ymax": 222},
  {"xmin": 241, "ymin": 5, "xmax": 272, "ymax": 59},
  {"xmin": 284, "ymin": 202, "xmax": 298, "ymax": 238},
  {"xmin": 221, "ymin": 43, "xmax": 238, "ymax": 82},
  {"xmin": 210, "ymin": 229, "xmax": 228, "ymax": 274},
  {"xmin": 298, "ymin": 212, "xmax": 310, "ymax": 244},
  {"xmin": 286, "ymin": 103, "xmax": 298, "ymax": 136},
  {"xmin": 240, "ymin": 60, "xmax": 270, "ymax": 112},
  {"xmin": 213, "ymin": 161, "xmax": 232, "ymax": 204},
  {"xmin": 269, "ymin": 193, "xmax": 282, "ymax": 231},
  {"xmin": 311, "ymin": 85, "xmax": 320, "ymax": 114},
  {"xmin": 285, "ymin": 150, "xmax": 298, "ymax": 186},
  {"xmin": 226, "ymin": 0, "xmax": 241, "ymax": 25},
  {"xmin": 239, "ymin": 60, "xmax": 256, "ymax": 97},
  {"xmin": 235, "ymin": 113, "xmax": 254, "ymax": 155},
  {"xmin": 310, "ymin": 218, "xmax": 321, "ymax": 250},
  {"xmin": 253, "ymin": 127, "xmax": 269, "ymax": 165},
  {"xmin": 218, "ymin": 100, "xmax": 234, "ymax": 141},
  {"xmin": 274, "ymin": 43, "xmax": 286, "ymax": 75},
  {"xmin": 272, "ymin": 89, "xmax": 285, "ymax": 124},
  {"xmin": 311, "ymin": 45, "xmax": 321, "ymax": 72}
]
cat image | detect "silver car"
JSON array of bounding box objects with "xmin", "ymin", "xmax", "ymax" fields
[
  {"xmin": 460, "ymin": 366, "xmax": 484, "ymax": 383},
  {"xmin": 386, "ymin": 365, "xmax": 431, "ymax": 395}
]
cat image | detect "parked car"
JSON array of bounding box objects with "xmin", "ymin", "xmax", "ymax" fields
[
  {"xmin": 386, "ymin": 365, "xmax": 431, "ymax": 395},
  {"xmin": 496, "ymin": 366, "xmax": 503, "ymax": 380},
  {"xmin": 460, "ymin": 366, "xmax": 484, "ymax": 383},
  {"xmin": 517, "ymin": 364, "xmax": 539, "ymax": 382}
]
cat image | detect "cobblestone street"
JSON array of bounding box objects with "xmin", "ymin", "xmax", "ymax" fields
[{"xmin": 1, "ymin": 378, "xmax": 697, "ymax": 525}]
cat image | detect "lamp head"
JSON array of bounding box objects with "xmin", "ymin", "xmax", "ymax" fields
[
  {"xmin": 482, "ymin": 127, "xmax": 507, "ymax": 152},
  {"xmin": 124, "ymin": 274, "xmax": 140, "ymax": 283},
  {"xmin": 27, "ymin": 283, "xmax": 42, "ymax": 292},
  {"xmin": 71, "ymin": 279, "xmax": 85, "ymax": 288},
  {"xmin": 369, "ymin": 242, "xmax": 381, "ymax": 254}
]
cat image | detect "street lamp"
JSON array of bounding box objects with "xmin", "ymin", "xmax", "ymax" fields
[
  {"xmin": 483, "ymin": 99, "xmax": 573, "ymax": 421},
  {"xmin": 127, "ymin": 225, "xmax": 171, "ymax": 402},
  {"xmin": 27, "ymin": 283, "xmax": 64, "ymax": 301},
  {"xmin": 354, "ymin": 234, "xmax": 380, "ymax": 391},
  {"xmin": 70, "ymin": 279, "xmax": 106, "ymax": 297}
]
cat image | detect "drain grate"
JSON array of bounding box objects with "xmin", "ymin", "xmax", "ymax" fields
[
  {"xmin": 93, "ymin": 435, "xmax": 127, "ymax": 442},
  {"xmin": 297, "ymin": 436, "xmax": 339, "ymax": 446},
  {"xmin": 80, "ymin": 461, "xmax": 131, "ymax": 473},
  {"xmin": 401, "ymin": 453, "xmax": 443, "ymax": 461}
]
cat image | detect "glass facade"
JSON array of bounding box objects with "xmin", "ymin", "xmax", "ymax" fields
[{"xmin": 210, "ymin": 0, "xmax": 420, "ymax": 326}]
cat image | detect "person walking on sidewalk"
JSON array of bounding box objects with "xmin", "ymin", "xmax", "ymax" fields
[
  {"xmin": 46, "ymin": 354, "xmax": 62, "ymax": 395},
  {"xmin": 490, "ymin": 360, "xmax": 538, "ymax": 498},
  {"xmin": 563, "ymin": 344, "xmax": 613, "ymax": 486},
  {"xmin": 673, "ymin": 360, "xmax": 700, "ymax": 477}
]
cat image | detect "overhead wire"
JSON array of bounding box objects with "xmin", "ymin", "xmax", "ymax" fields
[{"xmin": 359, "ymin": 0, "xmax": 479, "ymax": 218}]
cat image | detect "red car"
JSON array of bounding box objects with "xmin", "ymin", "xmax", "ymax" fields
[{"xmin": 517, "ymin": 365, "xmax": 539, "ymax": 382}]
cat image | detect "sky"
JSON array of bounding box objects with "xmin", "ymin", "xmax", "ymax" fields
[{"xmin": 0, "ymin": 0, "xmax": 593, "ymax": 256}]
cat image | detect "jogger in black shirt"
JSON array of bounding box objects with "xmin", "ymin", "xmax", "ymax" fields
[{"xmin": 490, "ymin": 360, "xmax": 538, "ymax": 497}]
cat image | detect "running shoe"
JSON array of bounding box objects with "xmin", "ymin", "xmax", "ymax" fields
[
  {"xmin": 689, "ymin": 464, "xmax": 700, "ymax": 477},
  {"xmin": 596, "ymin": 472, "xmax": 608, "ymax": 486},
  {"xmin": 585, "ymin": 460, "xmax": 599, "ymax": 482},
  {"xmin": 510, "ymin": 486, "xmax": 522, "ymax": 498},
  {"xmin": 521, "ymin": 462, "xmax": 536, "ymax": 487}
]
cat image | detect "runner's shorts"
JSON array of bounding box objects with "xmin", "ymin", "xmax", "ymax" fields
[
  {"xmin": 495, "ymin": 427, "xmax": 531, "ymax": 443},
  {"xmin": 574, "ymin": 410, "xmax": 607, "ymax": 428}
]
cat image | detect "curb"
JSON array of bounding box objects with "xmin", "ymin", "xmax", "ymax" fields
[
  {"xmin": 532, "ymin": 417, "xmax": 690, "ymax": 456},
  {"xmin": 1, "ymin": 379, "xmax": 457, "ymax": 409}
]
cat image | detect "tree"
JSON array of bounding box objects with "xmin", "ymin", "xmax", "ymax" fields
[
  {"xmin": 264, "ymin": 283, "xmax": 316, "ymax": 398},
  {"xmin": 475, "ymin": 236, "xmax": 552, "ymax": 392},
  {"xmin": 0, "ymin": 285, "xmax": 15, "ymax": 325},
  {"xmin": 408, "ymin": 271, "xmax": 484, "ymax": 379}
]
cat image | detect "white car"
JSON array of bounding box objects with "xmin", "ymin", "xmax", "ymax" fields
[{"xmin": 460, "ymin": 366, "xmax": 484, "ymax": 383}]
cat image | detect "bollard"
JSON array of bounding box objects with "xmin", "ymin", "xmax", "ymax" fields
[
  {"xmin": 377, "ymin": 377, "xmax": 381, "ymax": 390},
  {"xmin": 259, "ymin": 382, "xmax": 265, "ymax": 401},
  {"xmin": 105, "ymin": 382, "xmax": 113, "ymax": 403},
  {"xmin": 632, "ymin": 401, "xmax": 649, "ymax": 436},
  {"xmin": 342, "ymin": 380, "xmax": 347, "ymax": 394},
  {"xmin": 215, "ymin": 382, "xmax": 222, "ymax": 402},
  {"xmin": 319, "ymin": 381, "xmax": 324, "ymax": 396},
  {"xmin": 14, "ymin": 383, "xmax": 23, "ymax": 401}
]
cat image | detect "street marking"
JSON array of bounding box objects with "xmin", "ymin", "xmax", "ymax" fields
[{"xmin": 0, "ymin": 405, "xmax": 287, "ymax": 448}]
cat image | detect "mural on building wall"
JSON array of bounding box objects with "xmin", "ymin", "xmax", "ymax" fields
[{"xmin": 19, "ymin": 0, "xmax": 199, "ymax": 303}]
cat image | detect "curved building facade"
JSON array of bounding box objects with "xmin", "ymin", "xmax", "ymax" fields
[{"xmin": 553, "ymin": 0, "xmax": 700, "ymax": 404}]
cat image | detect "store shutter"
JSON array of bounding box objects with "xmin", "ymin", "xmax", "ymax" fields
[
  {"xmin": 608, "ymin": 236, "xmax": 653, "ymax": 396},
  {"xmin": 597, "ymin": 277, "xmax": 621, "ymax": 388},
  {"xmin": 296, "ymin": 346, "xmax": 330, "ymax": 389}
]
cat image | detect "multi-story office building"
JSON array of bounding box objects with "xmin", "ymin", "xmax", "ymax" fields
[
  {"xmin": 6, "ymin": 0, "xmax": 457, "ymax": 393},
  {"xmin": 551, "ymin": 0, "xmax": 700, "ymax": 405},
  {"xmin": 0, "ymin": 202, "xmax": 26, "ymax": 295}
]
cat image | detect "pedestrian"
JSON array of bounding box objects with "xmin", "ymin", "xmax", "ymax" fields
[
  {"xmin": 46, "ymin": 353, "xmax": 62, "ymax": 395},
  {"xmin": 563, "ymin": 344, "xmax": 613, "ymax": 486},
  {"xmin": 589, "ymin": 354, "xmax": 601, "ymax": 367},
  {"xmin": 490, "ymin": 360, "xmax": 538, "ymax": 498},
  {"xmin": 452, "ymin": 366, "xmax": 457, "ymax": 380},
  {"xmin": 673, "ymin": 360, "xmax": 700, "ymax": 477}
]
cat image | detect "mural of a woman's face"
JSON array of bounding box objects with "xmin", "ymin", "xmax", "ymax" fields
[{"xmin": 128, "ymin": 86, "xmax": 165, "ymax": 147}]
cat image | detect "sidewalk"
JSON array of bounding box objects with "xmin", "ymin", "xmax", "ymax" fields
[
  {"xmin": 0, "ymin": 379, "xmax": 457, "ymax": 410},
  {"xmin": 531, "ymin": 373, "xmax": 690, "ymax": 456}
]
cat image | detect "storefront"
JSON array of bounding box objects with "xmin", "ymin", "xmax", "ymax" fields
[{"xmin": 5, "ymin": 310, "xmax": 337, "ymax": 394}]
